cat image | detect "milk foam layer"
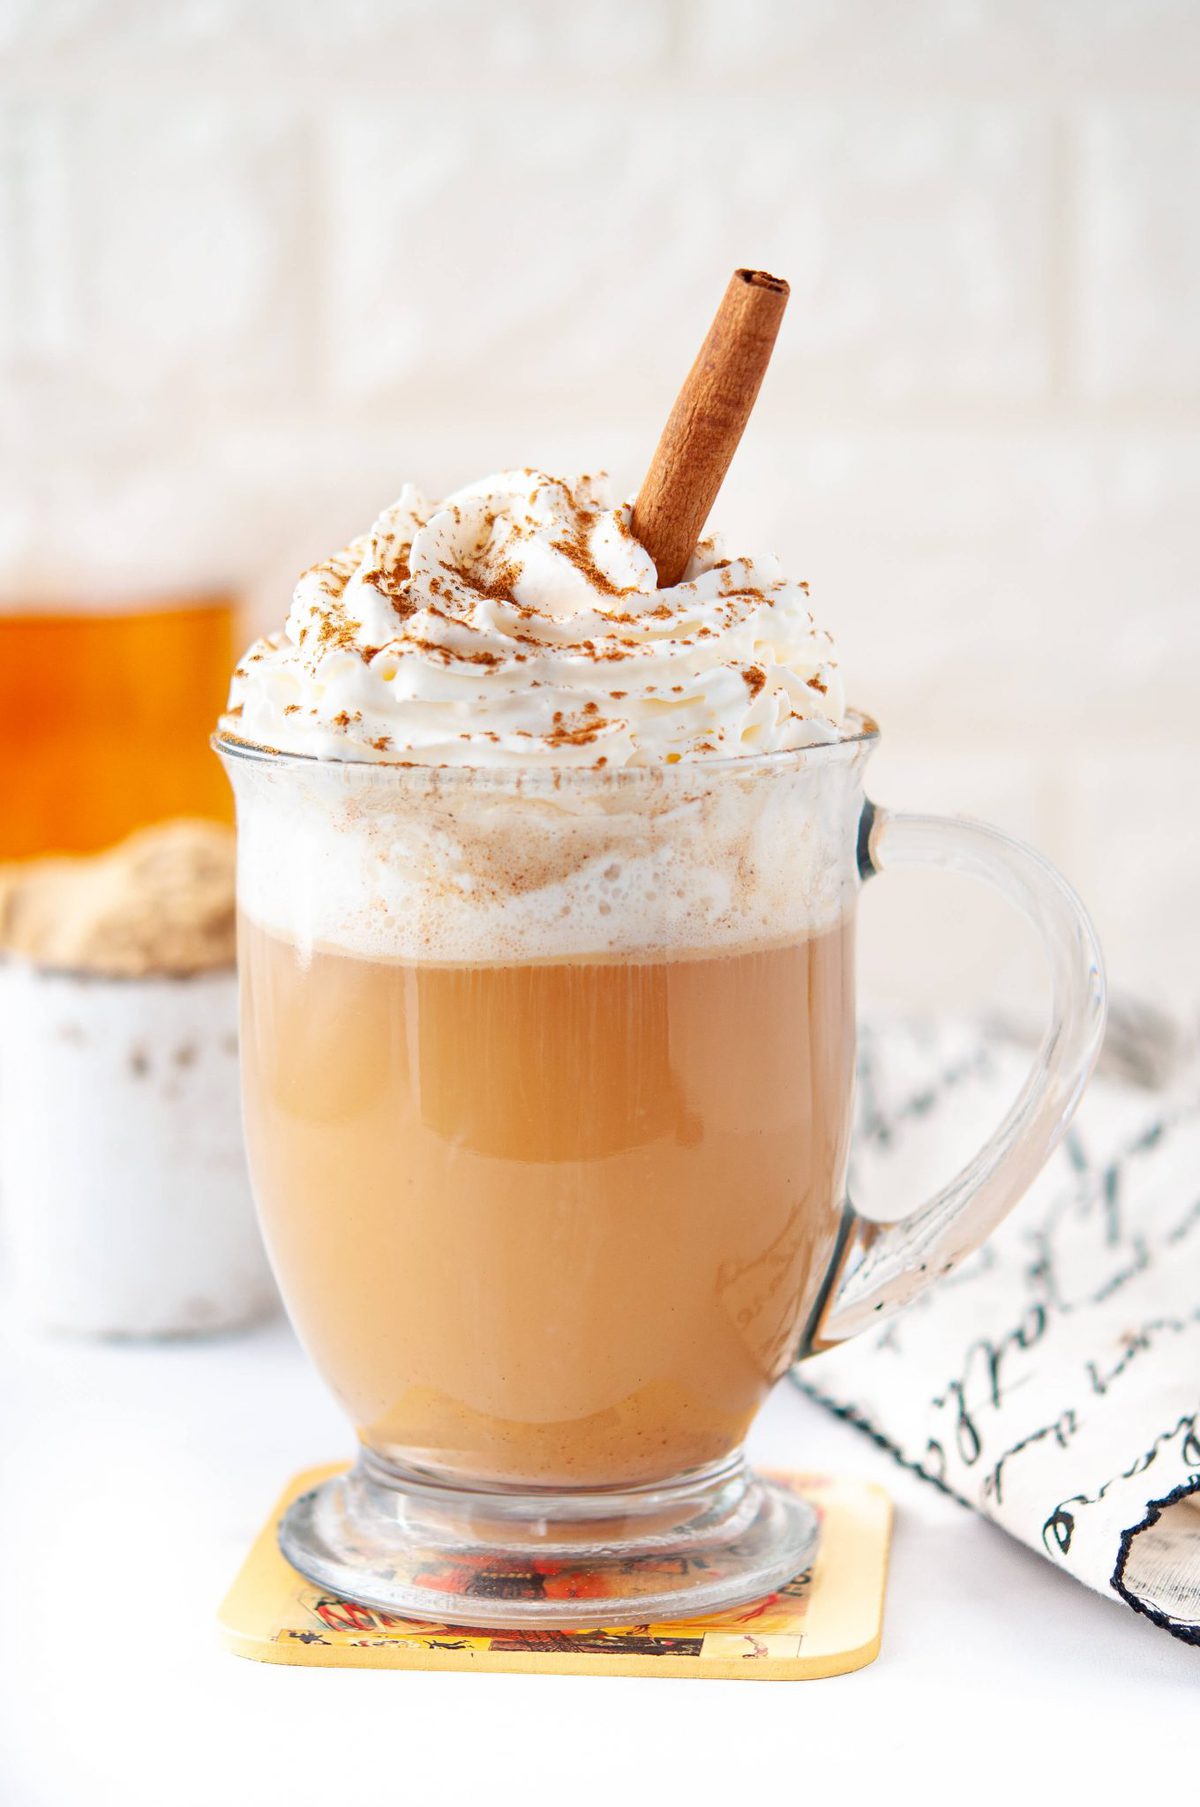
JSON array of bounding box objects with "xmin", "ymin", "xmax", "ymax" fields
[
  {"xmin": 226, "ymin": 736, "xmax": 872, "ymax": 964},
  {"xmin": 223, "ymin": 469, "xmax": 847, "ymax": 767}
]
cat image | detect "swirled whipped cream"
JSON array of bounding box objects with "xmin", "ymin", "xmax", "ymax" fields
[{"xmin": 223, "ymin": 469, "xmax": 846, "ymax": 766}]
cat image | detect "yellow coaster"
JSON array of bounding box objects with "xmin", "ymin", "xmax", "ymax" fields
[{"xmin": 219, "ymin": 1466, "xmax": 892, "ymax": 1681}]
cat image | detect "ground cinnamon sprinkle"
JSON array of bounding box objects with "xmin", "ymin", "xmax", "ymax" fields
[
  {"xmin": 545, "ymin": 723, "xmax": 605, "ymax": 746},
  {"xmin": 807, "ymin": 674, "xmax": 828, "ymax": 694},
  {"xmin": 443, "ymin": 556, "xmax": 522, "ymax": 606},
  {"xmin": 362, "ymin": 568, "xmax": 416, "ymax": 619},
  {"xmin": 544, "ymin": 704, "xmax": 607, "ymax": 748},
  {"xmin": 455, "ymin": 645, "xmax": 503, "ymax": 667},
  {"xmin": 742, "ymin": 665, "xmax": 766, "ymax": 699},
  {"xmin": 317, "ymin": 610, "xmax": 362, "ymax": 653},
  {"xmin": 399, "ymin": 634, "xmax": 502, "ymax": 668},
  {"xmin": 548, "ymin": 531, "xmax": 639, "ymax": 601}
]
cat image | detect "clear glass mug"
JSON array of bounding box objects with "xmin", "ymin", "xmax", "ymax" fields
[{"xmin": 216, "ymin": 712, "xmax": 1104, "ymax": 1626}]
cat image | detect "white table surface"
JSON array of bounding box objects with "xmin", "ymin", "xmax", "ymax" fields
[{"xmin": 1, "ymin": 1311, "xmax": 1193, "ymax": 1807}]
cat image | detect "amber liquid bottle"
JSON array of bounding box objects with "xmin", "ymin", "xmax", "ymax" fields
[{"xmin": 0, "ymin": 601, "xmax": 236, "ymax": 857}]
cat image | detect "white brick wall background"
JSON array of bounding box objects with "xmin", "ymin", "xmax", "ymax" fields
[{"xmin": 1, "ymin": 0, "xmax": 1198, "ymax": 1020}]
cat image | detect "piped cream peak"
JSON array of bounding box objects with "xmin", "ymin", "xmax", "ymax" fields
[{"xmin": 223, "ymin": 468, "xmax": 846, "ymax": 767}]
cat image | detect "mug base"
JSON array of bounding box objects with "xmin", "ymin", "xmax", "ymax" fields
[{"xmin": 278, "ymin": 1451, "xmax": 819, "ymax": 1628}]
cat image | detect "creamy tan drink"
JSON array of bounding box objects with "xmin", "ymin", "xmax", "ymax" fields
[
  {"xmin": 222, "ymin": 467, "xmax": 861, "ymax": 1491},
  {"xmin": 240, "ymin": 921, "xmax": 854, "ymax": 1487}
]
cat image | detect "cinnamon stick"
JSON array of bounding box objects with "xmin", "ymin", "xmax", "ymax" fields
[{"xmin": 631, "ymin": 268, "xmax": 790, "ymax": 589}]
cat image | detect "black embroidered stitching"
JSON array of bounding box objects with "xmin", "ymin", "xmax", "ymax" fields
[
  {"xmin": 795, "ymin": 1381, "xmax": 974, "ymax": 1512},
  {"xmin": 1110, "ymin": 1479, "xmax": 1200, "ymax": 1647}
]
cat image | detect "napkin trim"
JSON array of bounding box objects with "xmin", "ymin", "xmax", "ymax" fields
[
  {"xmin": 798, "ymin": 1382, "xmax": 968, "ymax": 1511},
  {"xmin": 802, "ymin": 1380, "xmax": 1200, "ymax": 1647},
  {"xmin": 1111, "ymin": 1479, "xmax": 1200, "ymax": 1646}
]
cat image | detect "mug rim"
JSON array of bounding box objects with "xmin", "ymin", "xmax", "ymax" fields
[{"xmin": 212, "ymin": 706, "xmax": 879, "ymax": 784}]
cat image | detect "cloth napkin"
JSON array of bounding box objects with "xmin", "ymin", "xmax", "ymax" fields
[{"xmin": 796, "ymin": 1009, "xmax": 1200, "ymax": 1645}]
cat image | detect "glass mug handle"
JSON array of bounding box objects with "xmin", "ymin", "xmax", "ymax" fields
[{"xmin": 809, "ymin": 802, "xmax": 1107, "ymax": 1351}]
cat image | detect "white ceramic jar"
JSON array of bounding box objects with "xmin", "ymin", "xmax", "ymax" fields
[{"xmin": 0, "ymin": 823, "xmax": 276, "ymax": 1336}]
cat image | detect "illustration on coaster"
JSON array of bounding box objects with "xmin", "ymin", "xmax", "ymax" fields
[{"xmin": 219, "ymin": 1467, "xmax": 892, "ymax": 1681}]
